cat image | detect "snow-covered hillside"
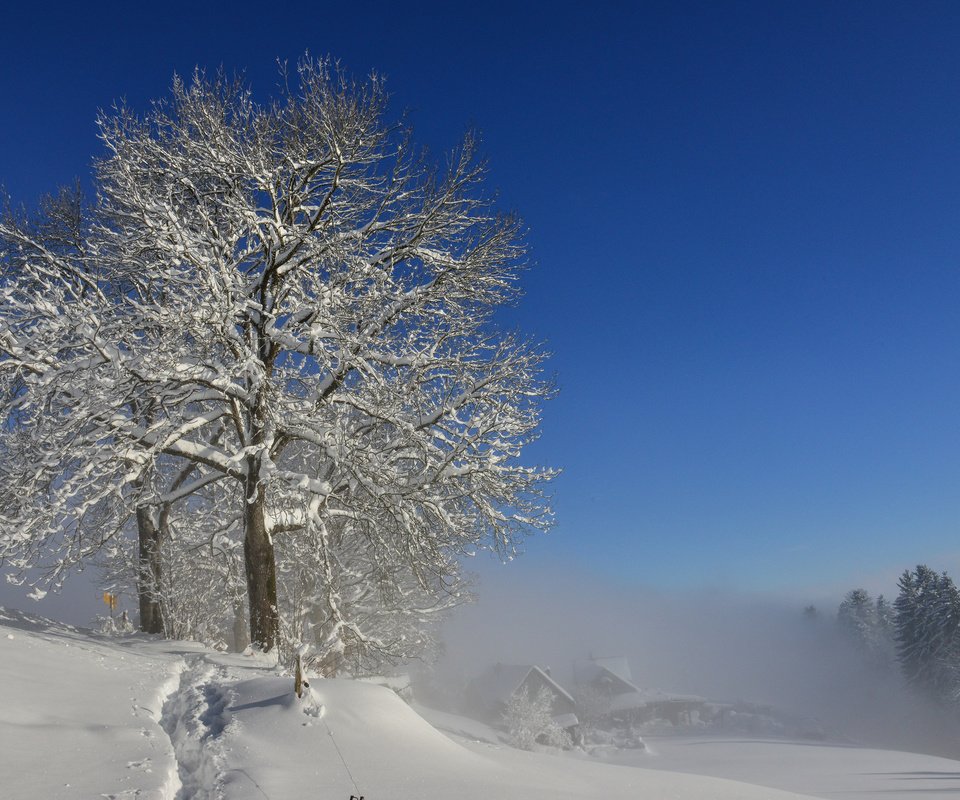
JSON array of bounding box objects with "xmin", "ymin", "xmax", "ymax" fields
[{"xmin": 3, "ymin": 610, "xmax": 960, "ymax": 800}]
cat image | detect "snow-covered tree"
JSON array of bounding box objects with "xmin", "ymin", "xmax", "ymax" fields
[
  {"xmin": 503, "ymin": 686, "xmax": 571, "ymax": 751},
  {"xmin": 574, "ymin": 684, "xmax": 612, "ymax": 739},
  {"xmin": 836, "ymin": 588, "xmax": 896, "ymax": 667},
  {"xmin": 99, "ymin": 468, "xmax": 246, "ymax": 646},
  {"xmin": 0, "ymin": 57, "xmax": 556, "ymax": 652},
  {"xmin": 874, "ymin": 594, "xmax": 896, "ymax": 646},
  {"xmin": 0, "ymin": 187, "xmax": 226, "ymax": 636},
  {"xmin": 894, "ymin": 566, "xmax": 960, "ymax": 703},
  {"xmin": 0, "ymin": 185, "xmax": 139, "ymax": 590},
  {"xmin": 837, "ymin": 589, "xmax": 874, "ymax": 643}
]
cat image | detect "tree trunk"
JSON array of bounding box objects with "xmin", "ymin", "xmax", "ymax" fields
[
  {"xmin": 294, "ymin": 653, "xmax": 304, "ymax": 698},
  {"xmin": 136, "ymin": 505, "xmax": 164, "ymax": 634},
  {"xmin": 244, "ymin": 472, "xmax": 279, "ymax": 651}
]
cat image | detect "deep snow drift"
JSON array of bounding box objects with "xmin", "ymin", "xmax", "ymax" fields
[{"xmin": 3, "ymin": 610, "xmax": 960, "ymax": 800}]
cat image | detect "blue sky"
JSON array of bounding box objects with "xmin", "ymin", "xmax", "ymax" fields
[{"xmin": 3, "ymin": 1, "xmax": 960, "ymax": 615}]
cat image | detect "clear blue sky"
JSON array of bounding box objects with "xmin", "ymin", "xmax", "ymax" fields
[{"xmin": 2, "ymin": 1, "xmax": 959, "ymax": 607}]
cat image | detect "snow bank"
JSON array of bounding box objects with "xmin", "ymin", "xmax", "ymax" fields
[
  {"xmin": 215, "ymin": 674, "xmax": 815, "ymax": 800},
  {"xmin": 0, "ymin": 609, "xmax": 183, "ymax": 800},
  {"xmin": 5, "ymin": 608, "xmax": 959, "ymax": 800},
  {"xmin": 623, "ymin": 735, "xmax": 960, "ymax": 800}
]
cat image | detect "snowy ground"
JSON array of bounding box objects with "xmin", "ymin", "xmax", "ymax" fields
[
  {"xmin": 611, "ymin": 737, "xmax": 960, "ymax": 800},
  {"xmin": 2, "ymin": 610, "xmax": 959, "ymax": 800}
]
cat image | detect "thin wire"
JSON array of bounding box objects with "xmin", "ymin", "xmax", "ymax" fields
[
  {"xmin": 321, "ymin": 715, "xmax": 362, "ymax": 798},
  {"xmin": 229, "ymin": 767, "xmax": 272, "ymax": 799}
]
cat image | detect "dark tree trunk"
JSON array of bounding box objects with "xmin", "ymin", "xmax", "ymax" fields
[
  {"xmin": 244, "ymin": 471, "xmax": 279, "ymax": 651},
  {"xmin": 136, "ymin": 505, "xmax": 164, "ymax": 634}
]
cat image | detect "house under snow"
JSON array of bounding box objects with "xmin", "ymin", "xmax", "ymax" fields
[
  {"xmin": 465, "ymin": 663, "xmax": 580, "ymax": 735},
  {"xmin": 574, "ymin": 655, "xmax": 706, "ymax": 726}
]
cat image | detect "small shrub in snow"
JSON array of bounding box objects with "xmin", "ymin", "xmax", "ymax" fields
[
  {"xmin": 502, "ymin": 686, "xmax": 571, "ymax": 751},
  {"xmin": 575, "ymin": 685, "xmax": 612, "ymax": 737},
  {"xmin": 96, "ymin": 613, "xmax": 134, "ymax": 636}
]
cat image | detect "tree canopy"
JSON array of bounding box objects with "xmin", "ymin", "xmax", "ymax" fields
[{"xmin": 0, "ymin": 57, "xmax": 556, "ymax": 662}]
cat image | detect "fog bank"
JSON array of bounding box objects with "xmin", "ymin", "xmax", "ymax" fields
[{"xmin": 430, "ymin": 564, "xmax": 960, "ymax": 758}]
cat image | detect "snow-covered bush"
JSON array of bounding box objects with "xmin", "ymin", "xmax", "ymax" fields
[
  {"xmin": 96, "ymin": 613, "xmax": 135, "ymax": 636},
  {"xmin": 502, "ymin": 686, "xmax": 571, "ymax": 751},
  {"xmin": 575, "ymin": 685, "xmax": 612, "ymax": 738}
]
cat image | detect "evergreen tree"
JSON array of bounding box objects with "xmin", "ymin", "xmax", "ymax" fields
[
  {"xmin": 929, "ymin": 572, "xmax": 960, "ymax": 701},
  {"xmin": 894, "ymin": 565, "xmax": 960, "ymax": 703},
  {"xmin": 895, "ymin": 568, "xmax": 923, "ymax": 686},
  {"xmin": 837, "ymin": 588, "xmax": 896, "ymax": 667},
  {"xmin": 838, "ymin": 588, "xmax": 874, "ymax": 647},
  {"xmin": 875, "ymin": 595, "xmax": 895, "ymax": 639}
]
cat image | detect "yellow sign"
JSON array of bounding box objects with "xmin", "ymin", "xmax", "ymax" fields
[{"xmin": 102, "ymin": 592, "xmax": 118, "ymax": 611}]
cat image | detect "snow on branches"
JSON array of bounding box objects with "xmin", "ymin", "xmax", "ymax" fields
[{"xmin": 0, "ymin": 56, "xmax": 556, "ymax": 662}]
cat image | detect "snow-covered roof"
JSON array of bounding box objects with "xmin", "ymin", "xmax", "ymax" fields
[
  {"xmin": 584, "ymin": 656, "xmax": 633, "ymax": 683},
  {"xmin": 573, "ymin": 656, "xmax": 640, "ymax": 695},
  {"xmin": 470, "ymin": 664, "xmax": 534, "ymax": 705},
  {"xmin": 469, "ymin": 663, "xmax": 576, "ymax": 708},
  {"xmin": 552, "ymin": 712, "xmax": 580, "ymax": 730}
]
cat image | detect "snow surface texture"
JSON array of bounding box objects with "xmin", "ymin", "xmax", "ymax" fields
[
  {"xmin": 0, "ymin": 608, "xmax": 186, "ymax": 799},
  {"xmin": 3, "ymin": 610, "xmax": 960, "ymax": 799}
]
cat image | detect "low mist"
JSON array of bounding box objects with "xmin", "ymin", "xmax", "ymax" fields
[{"xmin": 425, "ymin": 564, "xmax": 960, "ymax": 759}]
